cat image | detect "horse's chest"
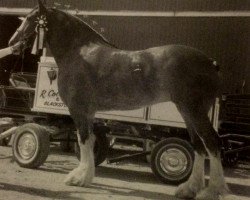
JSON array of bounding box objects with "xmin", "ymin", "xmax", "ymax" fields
[
  {"xmin": 57, "ymin": 72, "xmax": 70, "ymax": 102},
  {"xmin": 57, "ymin": 69, "xmax": 89, "ymax": 104}
]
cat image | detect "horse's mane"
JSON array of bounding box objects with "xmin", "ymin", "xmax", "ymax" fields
[{"xmin": 50, "ymin": 8, "xmax": 116, "ymax": 48}]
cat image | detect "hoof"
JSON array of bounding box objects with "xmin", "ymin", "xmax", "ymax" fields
[
  {"xmin": 64, "ymin": 166, "xmax": 94, "ymax": 187},
  {"xmin": 196, "ymin": 186, "xmax": 229, "ymax": 200},
  {"xmin": 175, "ymin": 181, "xmax": 203, "ymax": 199}
]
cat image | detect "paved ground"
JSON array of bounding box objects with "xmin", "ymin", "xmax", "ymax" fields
[{"xmin": 0, "ymin": 144, "xmax": 249, "ymax": 200}]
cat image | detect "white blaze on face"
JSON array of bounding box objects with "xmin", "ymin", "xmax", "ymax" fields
[{"xmin": 17, "ymin": 17, "xmax": 27, "ymax": 33}]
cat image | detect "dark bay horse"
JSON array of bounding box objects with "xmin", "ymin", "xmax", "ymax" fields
[{"xmin": 9, "ymin": 1, "xmax": 232, "ymax": 200}]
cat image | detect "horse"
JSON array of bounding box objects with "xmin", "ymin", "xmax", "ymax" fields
[{"xmin": 8, "ymin": 1, "xmax": 231, "ymax": 200}]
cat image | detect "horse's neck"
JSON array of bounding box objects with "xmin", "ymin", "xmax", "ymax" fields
[{"xmin": 46, "ymin": 11, "xmax": 104, "ymax": 63}]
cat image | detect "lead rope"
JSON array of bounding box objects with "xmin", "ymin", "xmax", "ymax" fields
[
  {"xmin": 11, "ymin": 39, "xmax": 25, "ymax": 74},
  {"xmin": 20, "ymin": 44, "xmax": 26, "ymax": 73}
]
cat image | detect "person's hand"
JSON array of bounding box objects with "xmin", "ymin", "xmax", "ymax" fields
[{"xmin": 10, "ymin": 41, "xmax": 26, "ymax": 55}]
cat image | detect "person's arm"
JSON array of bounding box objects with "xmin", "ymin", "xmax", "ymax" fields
[
  {"xmin": 0, "ymin": 42, "xmax": 24, "ymax": 59},
  {"xmin": 0, "ymin": 47, "xmax": 13, "ymax": 59}
]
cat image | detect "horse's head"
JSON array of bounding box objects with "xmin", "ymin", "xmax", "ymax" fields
[{"xmin": 8, "ymin": 0, "xmax": 48, "ymax": 54}]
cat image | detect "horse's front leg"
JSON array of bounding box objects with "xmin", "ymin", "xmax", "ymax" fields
[{"xmin": 64, "ymin": 120, "xmax": 96, "ymax": 187}]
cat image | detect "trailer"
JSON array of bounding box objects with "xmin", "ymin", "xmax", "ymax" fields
[{"xmin": 0, "ymin": 56, "xmax": 249, "ymax": 184}]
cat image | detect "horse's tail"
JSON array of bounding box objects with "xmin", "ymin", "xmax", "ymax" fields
[{"xmin": 209, "ymin": 58, "xmax": 222, "ymax": 97}]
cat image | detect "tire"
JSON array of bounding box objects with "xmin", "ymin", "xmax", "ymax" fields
[
  {"xmin": 0, "ymin": 135, "xmax": 11, "ymax": 146},
  {"xmin": 12, "ymin": 123, "xmax": 50, "ymax": 168},
  {"xmin": 151, "ymin": 137, "xmax": 194, "ymax": 185},
  {"xmin": 0, "ymin": 122, "xmax": 15, "ymax": 146},
  {"xmin": 75, "ymin": 133, "xmax": 109, "ymax": 166},
  {"xmin": 0, "ymin": 127, "xmax": 12, "ymax": 146}
]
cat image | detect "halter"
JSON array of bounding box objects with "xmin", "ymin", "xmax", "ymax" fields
[{"xmin": 12, "ymin": 23, "xmax": 32, "ymax": 53}]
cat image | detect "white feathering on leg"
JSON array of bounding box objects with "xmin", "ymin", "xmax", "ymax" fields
[
  {"xmin": 175, "ymin": 152, "xmax": 205, "ymax": 199},
  {"xmin": 64, "ymin": 132, "xmax": 96, "ymax": 186}
]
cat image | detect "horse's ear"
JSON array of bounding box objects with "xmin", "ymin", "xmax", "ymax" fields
[{"xmin": 38, "ymin": 0, "xmax": 47, "ymax": 14}]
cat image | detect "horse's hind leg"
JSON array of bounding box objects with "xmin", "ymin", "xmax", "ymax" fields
[
  {"xmin": 182, "ymin": 105, "xmax": 229, "ymax": 200},
  {"xmin": 64, "ymin": 117, "xmax": 95, "ymax": 187},
  {"xmin": 175, "ymin": 105, "xmax": 206, "ymax": 199}
]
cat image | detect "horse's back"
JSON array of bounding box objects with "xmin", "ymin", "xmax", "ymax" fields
[
  {"xmin": 129, "ymin": 44, "xmax": 220, "ymax": 104},
  {"xmin": 93, "ymin": 45, "xmax": 219, "ymax": 109}
]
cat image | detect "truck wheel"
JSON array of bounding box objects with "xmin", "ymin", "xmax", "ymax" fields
[
  {"xmin": 151, "ymin": 137, "xmax": 194, "ymax": 184},
  {"xmin": 75, "ymin": 133, "xmax": 109, "ymax": 166},
  {"xmin": 12, "ymin": 123, "xmax": 50, "ymax": 168}
]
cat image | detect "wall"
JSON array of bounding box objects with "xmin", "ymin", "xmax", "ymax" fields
[
  {"xmin": 0, "ymin": 0, "xmax": 249, "ymax": 93},
  {"xmin": 74, "ymin": 15, "xmax": 250, "ymax": 94},
  {"xmin": 0, "ymin": 0, "xmax": 249, "ymax": 11}
]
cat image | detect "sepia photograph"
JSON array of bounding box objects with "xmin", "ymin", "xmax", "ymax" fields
[{"xmin": 0, "ymin": 0, "xmax": 249, "ymax": 199}]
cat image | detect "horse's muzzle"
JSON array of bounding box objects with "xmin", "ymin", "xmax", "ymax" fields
[{"xmin": 9, "ymin": 41, "xmax": 26, "ymax": 55}]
